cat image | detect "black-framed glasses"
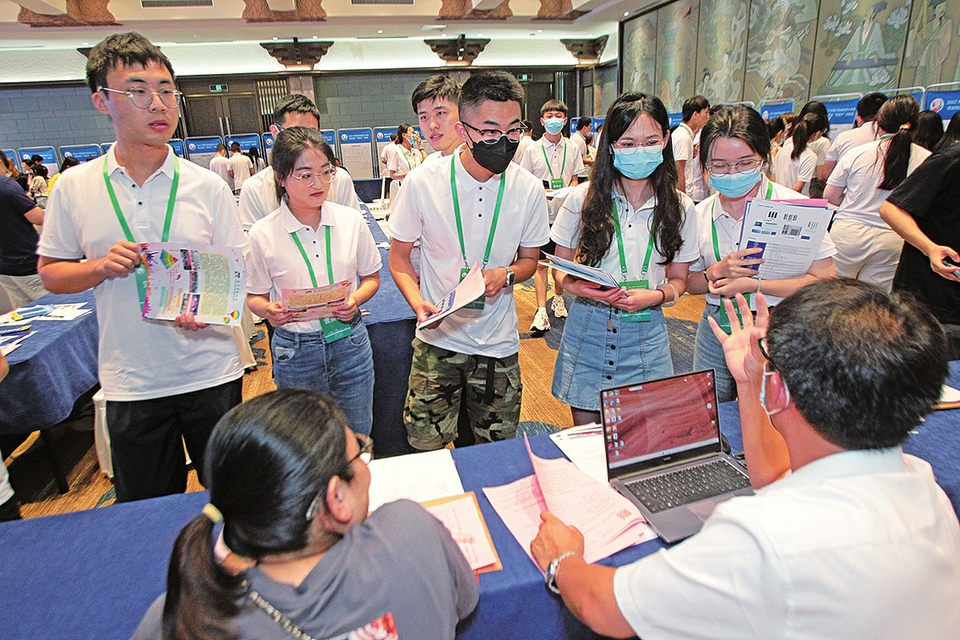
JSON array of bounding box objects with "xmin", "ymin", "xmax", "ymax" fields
[
  {"xmin": 98, "ymin": 86, "xmax": 182, "ymax": 109},
  {"xmin": 462, "ymin": 121, "xmax": 528, "ymax": 144},
  {"xmin": 305, "ymin": 433, "xmax": 374, "ymax": 520},
  {"xmin": 289, "ymin": 164, "xmax": 337, "ymax": 187},
  {"xmin": 707, "ymin": 158, "xmax": 764, "ymax": 175}
]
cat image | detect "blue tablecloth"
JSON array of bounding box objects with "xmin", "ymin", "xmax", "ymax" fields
[{"xmin": 0, "ymin": 290, "xmax": 99, "ymax": 434}]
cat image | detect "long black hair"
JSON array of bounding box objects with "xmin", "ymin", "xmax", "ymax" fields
[
  {"xmin": 161, "ymin": 390, "xmax": 354, "ymax": 640},
  {"xmin": 876, "ymin": 95, "xmax": 920, "ymax": 191},
  {"xmin": 578, "ymin": 92, "xmax": 684, "ymax": 267},
  {"xmin": 272, "ymin": 127, "xmax": 336, "ymax": 202},
  {"xmin": 935, "ymin": 111, "xmax": 960, "ymax": 152},
  {"xmin": 790, "ymin": 112, "xmax": 827, "ymax": 160}
]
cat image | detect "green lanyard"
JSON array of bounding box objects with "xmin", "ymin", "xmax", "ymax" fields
[
  {"xmin": 401, "ymin": 146, "xmax": 417, "ymax": 171},
  {"xmin": 290, "ymin": 225, "xmax": 334, "ymax": 287},
  {"xmin": 540, "ymin": 138, "xmax": 567, "ymax": 181},
  {"xmin": 611, "ymin": 199, "xmax": 655, "ymax": 283},
  {"xmin": 103, "ymin": 155, "xmax": 180, "ymax": 309},
  {"xmin": 450, "ymin": 154, "xmax": 507, "ymax": 269}
]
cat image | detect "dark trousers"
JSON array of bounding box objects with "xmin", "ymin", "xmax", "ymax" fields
[{"xmin": 106, "ymin": 378, "xmax": 242, "ymax": 503}]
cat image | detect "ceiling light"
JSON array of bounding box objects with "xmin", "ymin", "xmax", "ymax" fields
[
  {"xmin": 537, "ymin": 29, "xmax": 543, "ymax": 33},
  {"xmin": 623, "ymin": 11, "xmax": 629, "ymax": 16},
  {"xmin": 377, "ymin": 30, "xmax": 383, "ymax": 34}
]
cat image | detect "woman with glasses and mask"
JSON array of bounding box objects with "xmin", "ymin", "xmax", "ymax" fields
[
  {"xmin": 686, "ymin": 105, "xmax": 836, "ymax": 402},
  {"xmin": 131, "ymin": 389, "xmax": 479, "ymax": 640},
  {"xmin": 386, "ymin": 123, "xmax": 426, "ymax": 202},
  {"xmin": 550, "ymin": 93, "xmax": 698, "ymax": 426},
  {"xmin": 246, "ymin": 127, "xmax": 381, "ymax": 435}
]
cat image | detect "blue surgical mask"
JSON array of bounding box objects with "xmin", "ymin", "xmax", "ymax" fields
[
  {"xmin": 543, "ymin": 118, "xmax": 565, "ymax": 135},
  {"xmin": 613, "ymin": 146, "xmax": 663, "ymax": 179},
  {"xmin": 709, "ymin": 167, "xmax": 763, "ymax": 198}
]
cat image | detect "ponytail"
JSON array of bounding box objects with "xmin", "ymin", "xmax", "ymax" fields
[
  {"xmin": 162, "ymin": 514, "xmax": 244, "ymax": 640},
  {"xmin": 876, "ymin": 95, "xmax": 920, "ymax": 191},
  {"xmin": 791, "ymin": 113, "xmax": 824, "ymax": 160}
]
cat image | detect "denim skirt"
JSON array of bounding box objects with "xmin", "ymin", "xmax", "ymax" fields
[{"xmin": 552, "ymin": 296, "xmax": 673, "ymax": 411}]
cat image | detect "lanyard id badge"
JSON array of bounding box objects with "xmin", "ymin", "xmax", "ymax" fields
[
  {"xmin": 612, "ymin": 200, "xmax": 656, "ymax": 323},
  {"xmin": 451, "ymin": 154, "xmax": 507, "ymax": 312},
  {"xmin": 103, "ymin": 155, "xmax": 180, "ymax": 312},
  {"xmin": 541, "ymin": 140, "xmax": 567, "ymax": 191},
  {"xmin": 291, "ymin": 225, "xmax": 353, "ymax": 343}
]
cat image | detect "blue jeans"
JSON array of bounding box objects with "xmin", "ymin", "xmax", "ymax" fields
[
  {"xmin": 693, "ymin": 304, "xmax": 737, "ymax": 403},
  {"xmin": 272, "ymin": 317, "xmax": 375, "ymax": 435}
]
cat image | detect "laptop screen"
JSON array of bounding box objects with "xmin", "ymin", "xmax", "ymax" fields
[{"xmin": 601, "ymin": 370, "xmax": 720, "ymax": 472}]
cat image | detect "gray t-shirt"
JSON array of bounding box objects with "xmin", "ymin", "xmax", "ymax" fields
[{"xmin": 132, "ymin": 500, "xmax": 478, "ymax": 639}]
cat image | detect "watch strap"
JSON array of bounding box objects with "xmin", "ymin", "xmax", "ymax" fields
[{"xmin": 546, "ymin": 551, "xmax": 583, "ymax": 594}]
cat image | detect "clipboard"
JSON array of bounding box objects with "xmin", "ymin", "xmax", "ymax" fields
[{"xmin": 421, "ymin": 492, "xmax": 502, "ymax": 574}]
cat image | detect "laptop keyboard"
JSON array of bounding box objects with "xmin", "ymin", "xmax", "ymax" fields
[{"xmin": 625, "ymin": 460, "xmax": 751, "ymax": 514}]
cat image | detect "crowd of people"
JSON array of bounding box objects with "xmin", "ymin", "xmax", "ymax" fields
[{"xmin": 1, "ymin": 28, "xmax": 959, "ymax": 639}]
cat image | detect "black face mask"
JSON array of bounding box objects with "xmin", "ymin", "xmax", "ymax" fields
[{"xmin": 466, "ymin": 131, "xmax": 519, "ymax": 174}]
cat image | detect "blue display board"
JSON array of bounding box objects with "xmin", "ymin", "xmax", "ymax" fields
[
  {"xmin": 262, "ymin": 133, "xmax": 275, "ymax": 165},
  {"xmin": 59, "ymin": 144, "xmax": 103, "ymax": 162},
  {"xmin": 591, "ymin": 116, "xmax": 606, "ymax": 133},
  {"xmin": 668, "ymin": 112, "xmax": 683, "ymax": 128},
  {"xmin": 18, "ymin": 146, "xmax": 58, "ymax": 167},
  {"xmin": 338, "ymin": 128, "xmax": 375, "ymax": 179},
  {"xmin": 184, "ymin": 136, "xmax": 223, "ymax": 170},
  {"xmin": 891, "ymin": 86, "xmax": 924, "ymax": 107},
  {"xmin": 926, "ymin": 88, "xmax": 960, "ymax": 122},
  {"xmin": 812, "ymin": 93, "xmax": 861, "ymax": 134},
  {"xmin": 225, "ymin": 133, "xmax": 262, "ymax": 155},
  {"xmin": 320, "ymin": 129, "xmax": 338, "ymax": 160},
  {"xmin": 373, "ymin": 127, "xmax": 396, "ymax": 178},
  {"xmin": 168, "ymin": 139, "xmax": 185, "ymax": 157},
  {"xmin": 758, "ymin": 100, "xmax": 795, "ymax": 121}
]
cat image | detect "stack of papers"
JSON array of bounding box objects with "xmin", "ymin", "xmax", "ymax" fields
[
  {"xmin": 549, "ymin": 424, "xmax": 605, "ymax": 484},
  {"xmin": 422, "ymin": 492, "xmax": 501, "ymax": 573}
]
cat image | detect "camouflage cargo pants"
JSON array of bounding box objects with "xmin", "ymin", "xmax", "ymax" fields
[{"xmin": 404, "ymin": 338, "xmax": 522, "ymax": 450}]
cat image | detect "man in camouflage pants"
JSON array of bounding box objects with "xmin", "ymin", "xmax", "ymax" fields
[{"xmin": 388, "ymin": 71, "xmax": 549, "ymax": 449}]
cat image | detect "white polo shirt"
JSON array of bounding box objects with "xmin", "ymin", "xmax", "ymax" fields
[
  {"xmin": 614, "ymin": 448, "xmax": 960, "ymax": 640},
  {"xmin": 551, "ymin": 182, "xmax": 699, "ymax": 287},
  {"xmin": 827, "ymin": 140, "xmax": 930, "ymax": 227},
  {"xmin": 247, "ymin": 200, "xmax": 381, "ymax": 334},
  {"xmin": 209, "ymin": 155, "xmax": 233, "ymax": 190},
  {"xmin": 389, "ymin": 152, "xmax": 549, "ymax": 358},
  {"xmin": 386, "ymin": 145, "xmax": 421, "ymax": 179},
  {"xmin": 228, "ymin": 153, "xmax": 254, "ymax": 190},
  {"xmin": 773, "ymin": 140, "xmax": 817, "ymax": 195},
  {"xmin": 671, "ymin": 123, "xmax": 709, "ymax": 202},
  {"xmin": 826, "ymin": 121, "xmax": 879, "ymax": 165},
  {"xmin": 38, "ymin": 145, "xmax": 247, "ymax": 401},
  {"xmin": 690, "ymin": 176, "xmax": 836, "ymax": 306},
  {"xmin": 519, "ymin": 137, "xmax": 585, "ymax": 187},
  {"xmin": 238, "ymin": 166, "xmax": 361, "ymax": 231}
]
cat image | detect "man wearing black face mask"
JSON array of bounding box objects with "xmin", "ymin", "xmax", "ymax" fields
[{"xmin": 389, "ymin": 71, "xmax": 549, "ymax": 451}]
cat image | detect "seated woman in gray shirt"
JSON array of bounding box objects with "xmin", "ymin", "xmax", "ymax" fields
[{"xmin": 132, "ymin": 389, "xmax": 478, "ymax": 640}]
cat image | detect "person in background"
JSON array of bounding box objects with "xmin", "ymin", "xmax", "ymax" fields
[
  {"xmin": 0, "ymin": 351, "xmax": 22, "ymax": 522},
  {"xmin": 28, "ymin": 162, "xmax": 48, "ymax": 207},
  {"xmin": 796, "ymin": 101, "xmax": 830, "ymax": 197},
  {"xmin": 130, "ymin": 389, "xmax": 478, "ymax": 640},
  {"xmin": 2, "ymin": 155, "xmax": 26, "ymax": 192},
  {"xmin": 530, "ymin": 279, "xmax": 960, "ymax": 639},
  {"xmin": 389, "ymin": 71, "xmax": 548, "ymax": 450},
  {"xmin": 386, "ymin": 123, "xmax": 425, "ymax": 202},
  {"xmin": 228, "ymin": 141, "xmax": 254, "ymax": 194},
  {"xmin": 38, "ymin": 32, "xmax": 247, "ymax": 503},
  {"xmin": 247, "ymin": 146, "xmax": 266, "ymax": 172},
  {"xmin": 913, "ymin": 110, "xmax": 944, "ymax": 152},
  {"xmin": 934, "ymin": 111, "xmax": 960, "ymax": 151},
  {"xmin": 772, "ymin": 111, "xmax": 826, "ymax": 195},
  {"xmin": 824, "ymin": 96, "xmax": 930, "ymax": 292},
  {"xmin": 570, "ymin": 116, "xmax": 594, "ymax": 170},
  {"xmin": 822, "ymin": 92, "xmax": 887, "ymax": 180},
  {"xmin": 671, "ymin": 95, "xmax": 711, "ymax": 202},
  {"xmin": 521, "ymin": 99, "xmax": 584, "ymax": 332},
  {"xmin": 766, "ymin": 115, "xmax": 786, "ymax": 167},
  {"xmin": 239, "ymin": 94, "xmax": 362, "ymax": 231},
  {"xmin": 246, "ymin": 128, "xmax": 380, "ymax": 436},
  {"xmin": 46, "ymin": 156, "xmax": 80, "ymax": 195},
  {"xmin": 550, "ymin": 93, "xmax": 697, "ymax": 425},
  {"xmin": 412, "ymin": 74, "xmax": 463, "ymax": 165},
  {"xmin": 0, "ymin": 149, "xmax": 48, "ymax": 308},
  {"xmin": 686, "ymin": 105, "xmax": 835, "ymax": 402},
  {"xmin": 881, "ymin": 136, "xmax": 960, "ymax": 360},
  {"xmin": 514, "ymin": 119, "xmax": 535, "ymax": 161},
  {"xmin": 209, "ymin": 143, "xmax": 233, "ymax": 191}
]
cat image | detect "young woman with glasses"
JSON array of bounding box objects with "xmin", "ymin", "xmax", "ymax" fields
[
  {"xmin": 686, "ymin": 105, "xmax": 836, "ymax": 402},
  {"xmin": 246, "ymin": 127, "xmax": 381, "ymax": 435},
  {"xmin": 549, "ymin": 93, "xmax": 698, "ymax": 426},
  {"xmin": 131, "ymin": 389, "xmax": 478, "ymax": 640}
]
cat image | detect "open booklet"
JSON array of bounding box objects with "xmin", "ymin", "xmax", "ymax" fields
[
  {"xmin": 417, "ymin": 261, "xmax": 486, "ymax": 330},
  {"xmin": 540, "ymin": 252, "xmax": 621, "ymax": 289},
  {"xmin": 483, "ymin": 436, "xmax": 655, "ymax": 569}
]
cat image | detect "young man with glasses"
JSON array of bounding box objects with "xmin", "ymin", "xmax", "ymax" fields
[
  {"xmin": 388, "ymin": 71, "xmax": 549, "ymax": 450},
  {"xmin": 532, "ymin": 279, "xmax": 960, "ymax": 638},
  {"xmin": 37, "ymin": 32, "xmax": 248, "ymax": 502}
]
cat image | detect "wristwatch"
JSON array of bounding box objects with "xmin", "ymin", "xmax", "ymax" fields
[
  {"xmin": 502, "ymin": 266, "xmax": 516, "ymax": 288},
  {"xmin": 545, "ymin": 551, "xmax": 582, "ymax": 594}
]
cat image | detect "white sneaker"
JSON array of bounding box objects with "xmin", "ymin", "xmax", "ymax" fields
[
  {"xmin": 551, "ymin": 296, "xmax": 568, "ymax": 318},
  {"xmin": 530, "ymin": 307, "xmax": 551, "ymax": 332}
]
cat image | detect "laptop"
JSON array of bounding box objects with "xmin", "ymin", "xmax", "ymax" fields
[{"xmin": 602, "ymin": 369, "xmax": 753, "ymax": 544}]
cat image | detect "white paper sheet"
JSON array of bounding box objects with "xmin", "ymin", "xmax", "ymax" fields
[
  {"xmin": 549, "ymin": 424, "xmax": 606, "ymax": 484},
  {"xmin": 417, "ymin": 261, "xmax": 486, "ymax": 330},
  {"xmin": 367, "ymin": 448, "xmax": 465, "ymax": 513}
]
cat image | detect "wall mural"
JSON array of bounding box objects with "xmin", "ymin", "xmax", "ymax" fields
[{"xmin": 619, "ymin": 0, "xmax": 960, "ymax": 109}]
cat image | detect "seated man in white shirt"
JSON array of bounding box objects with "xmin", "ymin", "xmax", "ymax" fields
[
  {"xmin": 531, "ymin": 278, "xmax": 960, "ymax": 639},
  {"xmin": 238, "ymin": 94, "xmax": 361, "ymax": 230}
]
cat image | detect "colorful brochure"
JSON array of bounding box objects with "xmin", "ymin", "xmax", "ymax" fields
[
  {"xmin": 417, "ymin": 261, "xmax": 486, "ymax": 330},
  {"xmin": 140, "ymin": 242, "xmax": 246, "ymax": 326},
  {"xmin": 281, "ymin": 280, "xmax": 351, "ymax": 322}
]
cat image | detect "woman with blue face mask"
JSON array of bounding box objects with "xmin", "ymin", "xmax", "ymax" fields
[
  {"xmin": 685, "ymin": 105, "xmax": 836, "ymax": 403},
  {"xmin": 549, "ymin": 93, "xmax": 699, "ymax": 426}
]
